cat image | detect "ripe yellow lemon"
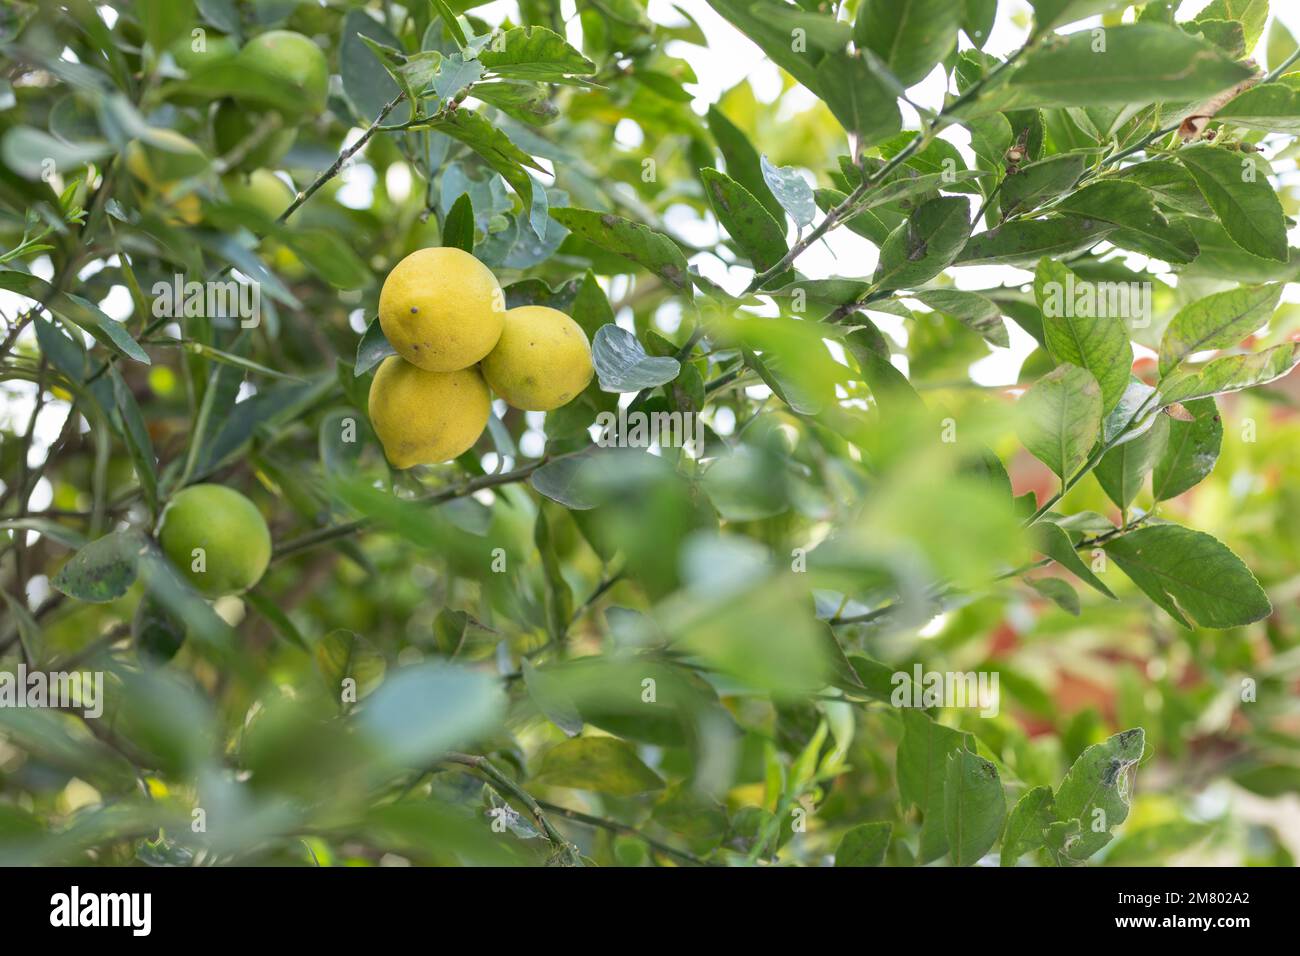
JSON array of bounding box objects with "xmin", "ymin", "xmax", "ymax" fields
[
  {"xmin": 378, "ymin": 247, "xmax": 505, "ymax": 372},
  {"xmin": 368, "ymin": 357, "xmax": 490, "ymax": 468},
  {"xmin": 158, "ymin": 484, "xmax": 272, "ymax": 598},
  {"xmin": 481, "ymin": 306, "xmax": 594, "ymax": 411}
]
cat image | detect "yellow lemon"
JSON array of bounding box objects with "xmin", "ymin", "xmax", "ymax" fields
[
  {"xmin": 368, "ymin": 357, "xmax": 490, "ymax": 468},
  {"xmin": 481, "ymin": 306, "xmax": 594, "ymax": 411},
  {"xmin": 378, "ymin": 247, "xmax": 505, "ymax": 372}
]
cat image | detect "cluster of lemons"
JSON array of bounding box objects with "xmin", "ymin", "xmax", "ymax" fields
[{"xmin": 368, "ymin": 247, "xmax": 594, "ymax": 468}]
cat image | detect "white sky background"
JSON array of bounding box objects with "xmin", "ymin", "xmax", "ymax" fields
[{"xmin": 5, "ymin": 0, "xmax": 1300, "ymax": 509}]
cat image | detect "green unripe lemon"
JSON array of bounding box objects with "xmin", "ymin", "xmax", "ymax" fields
[
  {"xmin": 481, "ymin": 306, "xmax": 594, "ymax": 411},
  {"xmin": 378, "ymin": 247, "xmax": 505, "ymax": 372},
  {"xmin": 368, "ymin": 357, "xmax": 490, "ymax": 468},
  {"xmin": 236, "ymin": 30, "xmax": 329, "ymax": 117},
  {"xmin": 213, "ymin": 100, "xmax": 298, "ymax": 172},
  {"xmin": 222, "ymin": 169, "xmax": 294, "ymax": 221},
  {"xmin": 158, "ymin": 484, "xmax": 272, "ymax": 598},
  {"xmin": 168, "ymin": 32, "xmax": 238, "ymax": 72}
]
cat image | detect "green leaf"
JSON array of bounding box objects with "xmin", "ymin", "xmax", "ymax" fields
[
  {"xmin": 835, "ymin": 821, "xmax": 892, "ymax": 866},
  {"xmin": 1052, "ymin": 728, "xmax": 1144, "ymax": 863},
  {"xmin": 872, "ymin": 196, "xmax": 970, "ymax": 291},
  {"xmin": 51, "ymin": 530, "xmax": 145, "ymax": 603},
  {"xmin": 1158, "ymin": 284, "xmax": 1282, "ymax": 376},
  {"xmin": 1178, "ymin": 144, "xmax": 1288, "ymax": 262},
  {"xmin": 314, "ymin": 629, "xmax": 387, "ymax": 699},
  {"xmin": 854, "ymin": 0, "xmax": 962, "ymax": 86},
  {"xmin": 110, "ymin": 367, "xmax": 158, "ymax": 519},
  {"xmin": 812, "ymin": 52, "xmax": 903, "ymax": 146},
  {"xmin": 430, "ymin": 109, "xmax": 540, "ymax": 219},
  {"xmin": 550, "ymin": 208, "xmax": 693, "ymax": 296},
  {"xmin": 702, "ymin": 168, "xmax": 789, "ymax": 275},
  {"xmin": 912, "ymin": 289, "xmax": 1008, "ymax": 348},
  {"xmin": 1104, "ymin": 525, "xmax": 1271, "ymax": 628},
  {"xmin": 338, "ymin": 11, "xmax": 411, "ymax": 124},
  {"xmin": 1027, "ymin": 576, "xmax": 1082, "ymax": 615},
  {"xmin": 1152, "ymin": 397, "xmax": 1222, "ymax": 501},
  {"xmin": 1000, "ymin": 785, "xmax": 1056, "ymax": 866},
  {"xmin": 944, "ymin": 748, "xmax": 1006, "ymax": 866},
  {"xmin": 0, "ymin": 591, "xmax": 43, "ymax": 661},
  {"xmin": 442, "ymin": 192, "xmax": 475, "ymax": 251},
  {"xmin": 534, "ymin": 510, "xmax": 573, "ymax": 643},
  {"xmin": 1035, "ymin": 521, "xmax": 1116, "ymax": 599},
  {"xmin": 861, "ymin": 168, "xmax": 989, "ymax": 211},
  {"xmin": 478, "ymin": 26, "xmax": 596, "ymax": 80},
  {"xmin": 1216, "ymin": 79, "xmax": 1300, "ymax": 135},
  {"xmin": 706, "ymin": 106, "xmax": 784, "ymax": 222},
  {"xmin": 1094, "ymin": 413, "xmax": 1169, "ymax": 510},
  {"xmin": 530, "ymin": 451, "xmax": 602, "ymax": 510},
  {"xmin": 536, "ymin": 737, "xmax": 665, "ymax": 795},
  {"xmin": 1157, "ymin": 342, "xmax": 1300, "ymax": 405},
  {"xmin": 522, "ymin": 660, "xmax": 583, "ymax": 737},
  {"xmin": 760, "ymin": 155, "xmax": 815, "ymax": 229},
  {"xmin": 954, "ymin": 215, "xmax": 1114, "ymax": 265},
  {"xmin": 1033, "ymin": 258, "xmax": 1131, "ymax": 414},
  {"xmin": 0, "ymin": 518, "xmax": 86, "ymax": 550},
  {"xmin": 0, "ymin": 271, "xmax": 149, "ymax": 365},
  {"xmin": 592, "ymin": 325, "xmax": 681, "ymax": 392},
  {"xmin": 355, "ymin": 316, "xmax": 396, "ymax": 376},
  {"xmin": 897, "ymin": 710, "xmax": 967, "ymax": 863},
  {"xmin": 429, "ymin": 0, "xmax": 469, "ymax": 50},
  {"xmin": 0, "ymin": 126, "xmax": 111, "ymax": 181},
  {"xmin": 280, "ymin": 229, "xmax": 371, "ymax": 291},
  {"xmin": 1006, "ymin": 24, "xmax": 1253, "ymax": 107},
  {"xmin": 998, "ymin": 153, "xmax": 1088, "ymax": 219},
  {"xmin": 1018, "ymin": 363, "xmax": 1103, "ymax": 480},
  {"xmin": 1115, "ymin": 160, "xmax": 1213, "ymax": 217},
  {"xmin": 1029, "ymin": 0, "xmax": 1129, "ymax": 33},
  {"xmin": 1056, "ymin": 180, "xmax": 1198, "ymax": 264},
  {"xmin": 359, "ymin": 662, "xmax": 505, "ymax": 766},
  {"xmin": 1194, "ymin": 0, "xmax": 1268, "ymax": 50}
]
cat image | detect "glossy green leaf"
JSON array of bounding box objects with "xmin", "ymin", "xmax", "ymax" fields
[
  {"xmin": 854, "ymin": 0, "xmax": 962, "ymax": 86},
  {"xmin": 944, "ymin": 748, "xmax": 1006, "ymax": 866},
  {"xmin": 1158, "ymin": 283, "xmax": 1282, "ymax": 376},
  {"xmin": 1006, "ymin": 24, "xmax": 1253, "ymax": 107},
  {"xmin": 1152, "ymin": 398, "xmax": 1222, "ymax": 501},
  {"xmin": 536, "ymin": 737, "xmax": 665, "ymax": 795},
  {"xmin": 835, "ymin": 821, "xmax": 892, "ymax": 866},
  {"xmin": 1104, "ymin": 525, "xmax": 1271, "ymax": 628},
  {"xmin": 1033, "ymin": 258, "xmax": 1131, "ymax": 414},
  {"xmin": 1018, "ymin": 363, "xmax": 1103, "ymax": 480},
  {"xmin": 1178, "ymin": 144, "xmax": 1288, "ymax": 262},
  {"xmin": 1052, "ymin": 728, "xmax": 1144, "ymax": 863}
]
